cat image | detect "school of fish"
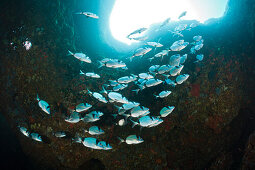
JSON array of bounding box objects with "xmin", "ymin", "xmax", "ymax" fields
[{"xmin": 19, "ymin": 10, "xmax": 205, "ymax": 151}]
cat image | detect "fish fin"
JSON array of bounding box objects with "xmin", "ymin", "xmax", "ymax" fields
[
  {"xmin": 122, "ymin": 114, "xmax": 130, "ymax": 121},
  {"xmin": 98, "ymin": 61, "xmax": 104, "ymax": 68},
  {"xmin": 138, "ymin": 84, "xmax": 144, "ymax": 90},
  {"xmin": 153, "ymin": 47, "xmax": 157, "ymax": 54},
  {"xmin": 103, "ymin": 84, "xmax": 110, "ymax": 88},
  {"xmin": 100, "ymin": 86, "xmax": 108, "ymax": 94},
  {"xmin": 68, "ymin": 50, "xmax": 73, "ymax": 56},
  {"xmin": 79, "ymin": 70, "xmax": 85, "ymax": 75},
  {"xmin": 117, "ymin": 137, "xmax": 125, "ymax": 144},
  {"xmin": 114, "ymin": 105, "xmax": 121, "ymax": 111},
  {"xmin": 111, "ymin": 114, "xmax": 117, "ymax": 119},
  {"xmin": 129, "ymin": 56, "xmax": 134, "ymax": 62},
  {"xmin": 193, "ymin": 60, "xmax": 199, "ymax": 63},
  {"xmin": 130, "ymin": 119, "xmax": 138, "ymax": 128},
  {"xmin": 132, "ymin": 89, "xmax": 140, "ymax": 94},
  {"xmin": 36, "ymin": 94, "xmax": 40, "ymax": 101},
  {"xmin": 162, "ymin": 74, "xmax": 170, "ymax": 79},
  {"xmin": 86, "ymin": 88, "xmax": 92, "ymax": 95},
  {"xmin": 131, "ymin": 74, "xmax": 137, "ymax": 78},
  {"xmin": 148, "ymin": 57, "xmax": 154, "ymax": 62}
]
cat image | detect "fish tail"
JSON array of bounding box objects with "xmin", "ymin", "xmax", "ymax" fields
[
  {"xmin": 72, "ymin": 137, "xmax": 82, "ymax": 143},
  {"xmin": 132, "ymin": 89, "xmax": 140, "ymax": 94},
  {"xmin": 36, "ymin": 94, "xmax": 40, "ymax": 101},
  {"xmin": 148, "ymin": 57, "xmax": 154, "ymax": 62},
  {"xmin": 100, "ymin": 86, "xmax": 108, "ymax": 94},
  {"xmin": 87, "ymin": 88, "xmax": 92, "ymax": 95},
  {"xmin": 117, "ymin": 137, "xmax": 125, "ymax": 144},
  {"xmin": 153, "ymin": 94, "xmax": 159, "ymax": 98},
  {"xmin": 130, "ymin": 119, "xmax": 138, "ymax": 128},
  {"xmin": 114, "ymin": 105, "xmax": 121, "ymax": 111},
  {"xmin": 138, "ymin": 84, "xmax": 144, "ymax": 90},
  {"xmin": 129, "ymin": 56, "xmax": 134, "ymax": 62},
  {"xmin": 131, "ymin": 74, "xmax": 137, "ymax": 78},
  {"xmin": 162, "ymin": 74, "xmax": 170, "ymax": 78},
  {"xmin": 79, "ymin": 70, "xmax": 85, "ymax": 75},
  {"xmin": 98, "ymin": 61, "xmax": 104, "ymax": 68},
  {"xmin": 68, "ymin": 50, "xmax": 73, "ymax": 56},
  {"xmin": 111, "ymin": 114, "xmax": 117, "ymax": 119}
]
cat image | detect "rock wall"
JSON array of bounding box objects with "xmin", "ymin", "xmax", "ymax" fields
[{"xmin": 0, "ymin": 0, "xmax": 254, "ymax": 169}]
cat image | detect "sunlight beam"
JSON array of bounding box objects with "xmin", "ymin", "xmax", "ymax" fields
[{"xmin": 109, "ymin": 0, "xmax": 228, "ymax": 44}]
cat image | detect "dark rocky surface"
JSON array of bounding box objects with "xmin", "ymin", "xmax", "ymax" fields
[{"xmin": 0, "ymin": 0, "xmax": 254, "ymax": 169}]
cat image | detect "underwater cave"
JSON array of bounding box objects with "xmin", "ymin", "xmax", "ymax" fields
[{"xmin": 0, "ymin": 0, "xmax": 255, "ymax": 169}]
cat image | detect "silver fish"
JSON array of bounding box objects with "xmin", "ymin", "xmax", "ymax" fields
[
  {"xmin": 170, "ymin": 65, "xmax": 184, "ymax": 76},
  {"xmin": 19, "ymin": 126, "xmax": 30, "ymax": 137},
  {"xmin": 118, "ymin": 135, "xmax": 144, "ymax": 144},
  {"xmin": 131, "ymin": 116, "xmax": 163, "ymax": 128},
  {"xmin": 165, "ymin": 78, "xmax": 177, "ymax": 87},
  {"xmin": 153, "ymin": 50, "xmax": 169, "ymax": 60},
  {"xmin": 176, "ymin": 74, "xmax": 189, "ymax": 84},
  {"xmin": 195, "ymin": 44, "xmax": 203, "ymax": 51},
  {"xmin": 188, "ymin": 23, "xmax": 198, "ymax": 30},
  {"xmin": 108, "ymin": 92, "xmax": 129, "ymax": 104},
  {"xmin": 113, "ymin": 84, "xmax": 128, "ymax": 91},
  {"xmin": 130, "ymin": 47, "xmax": 152, "ymax": 61},
  {"xmin": 83, "ymin": 111, "xmax": 103, "ymax": 123},
  {"xmin": 146, "ymin": 42, "xmax": 163, "ymax": 47},
  {"xmin": 130, "ymin": 106, "xmax": 150, "ymax": 118},
  {"xmin": 30, "ymin": 133, "xmax": 42, "ymax": 142},
  {"xmin": 170, "ymin": 41, "xmax": 189, "ymax": 51},
  {"xmin": 75, "ymin": 103, "xmax": 92, "ymax": 113},
  {"xmin": 144, "ymin": 79, "xmax": 163, "ymax": 87},
  {"xmin": 178, "ymin": 11, "xmax": 187, "ymax": 19},
  {"xmin": 37, "ymin": 94, "xmax": 50, "ymax": 114},
  {"xmin": 160, "ymin": 106, "xmax": 175, "ymax": 117},
  {"xmin": 82, "ymin": 137, "xmax": 102, "ymax": 149},
  {"xmin": 175, "ymin": 24, "xmax": 187, "ymax": 32},
  {"xmin": 97, "ymin": 141, "xmax": 112, "ymax": 150},
  {"xmin": 87, "ymin": 89, "xmax": 108, "ymax": 103},
  {"xmin": 170, "ymin": 30, "xmax": 184, "ymax": 38},
  {"xmin": 190, "ymin": 46, "xmax": 196, "ymax": 54},
  {"xmin": 194, "ymin": 54, "xmax": 204, "ymax": 63},
  {"xmin": 117, "ymin": 74, "xmax": 137, "ymax": 84},
  {"xmin": 80, "ymin": 70, "xmax": 100, "ymax": 78},
  {"xmin": 130, "ymin": 36, "xmax": 149, "ymax": 41},
  {"xmin": 169, "ymin": 54, "xmax": 181, "ymax": 66},
  {"xmin": 127, "ymin": 27, "xmax": 147, "ymax": 38},
  {"xmin": 65, "ymin": 111, "xmax": 81, "ymax": 123},
  {"xmin": 98, "ymin": 59, "xmax": 126, "ymax": 68},
  {"xmin": 115, "ymin": 101, "xmax": 140, "ymax": 111},
  {"xmin": 85, "ymin": 126, "xmax": 104, "ymax": 135},
  {"xmin": 154, "ymin": 90, "xmax": 171, "ymax": 98},
  {"xmin": 138, "ymin": 73, "xmax": 154, "ymax": 79},
  {"xmin": 180, "ymin": 54, "xmax": 188, "ymax": 64},
  {"xmin": 193, "ymin": 35, "xmax": 202, "ymax": 42},
  {"xmin": 158, "ymin": 65, "xmax": 173, "ymax": 74},
  {"xmin": 108, "ymin": 80, "xmax": 119, "ymax": 86},
  {"xmin": 75, "ymin": 12, "xmax": 99, "ymax": 19},
  {"xmin": 54, "ymin": 131, "xmax": 66, "ymax": 138},
  {"xmin": 157, "ymin": 17, "xmax": 171, "ymax": 30},
  {"xmin": 149, "ymin": 65, "xmax": 160, "ymax": 73},
  {"xmin": 68, "ymin": 50, "xmax": 91, "ymax": 63}
]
